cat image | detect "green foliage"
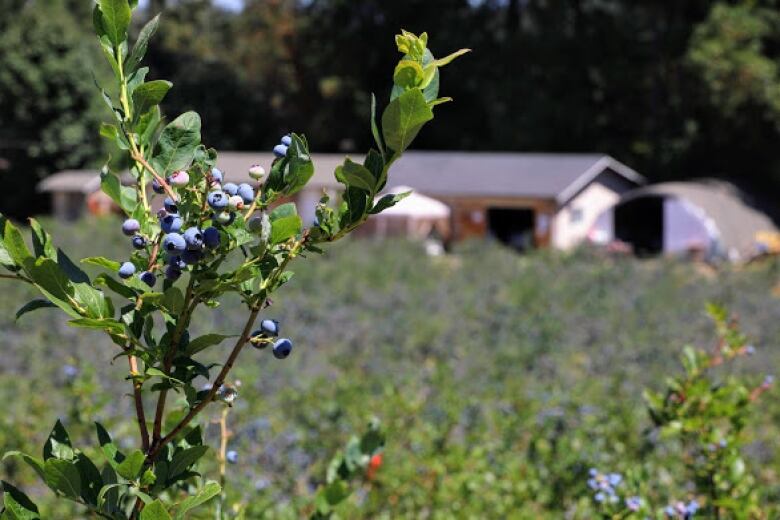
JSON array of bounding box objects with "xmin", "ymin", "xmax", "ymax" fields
[{"xmin": 0, "ymin": 3, "xmax": 465, "ymax": 518}]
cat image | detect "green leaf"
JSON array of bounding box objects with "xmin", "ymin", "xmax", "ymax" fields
[
  {"xmin": 68, "ymin": 318, "xmax": 124, "ymax": 335},
  {"xmin": 1, "ymin": 481, "xmax": 40, "ymax": 520},
  {"xmin": 82, "ymin": 257, "xmax": 122, "ymax": 272},
  {"xmin": 96, "ymin": 423, "xmax": 125, "ymax": 470},
  {"xmin": 381, "ymin": 88, "xmax": 433, "ymax": 153},
  {"xmin": 72, "ymin": 283, "xmax": 113, "ymax": 319},
  {"xmin": 2, "ymin": 453, "xmax": 45, "ymax": 482},
  {"xmin": 167, "ymin": 446, "xmax": 209, "ymax": 480},
  {"xmin": 335, "ymin": 158, "xmax": 377, "ymax": 194},
  {"xmin": 431, "ymin": 48, "xmax": 471, "ymax": 68},
  {"xmin": 173, "ymin": 481, "xmax": 221, "ymax": 519},
  {"xmin": 126, "ymin": 14, "xmax": 160, "ymax": 72},
  {"xmin": 132, "ymin": 80, "xmax": 172, "ymax": 118},
  {"xmin": 43, "ymin": 459, "xmax": 81, "ymax": 498},
  {"xmin": 94, "ymin": 273, "xmax": 138, "ymax": 300},
  {"xmin": 116, "ymin": 450, "xmax": 145, "ymax": 481},
  {"xmin": 97, "ymin": 0, "xmax": 131, "ymax": 47},
  {"xmin": 3, "ymin": 220, "xmax": 32, "ymax": 272},
  {"xmin": 151, "ymin": 112, "xmax": 202, "ymax": 176},
  {"xmin": 28, "ymin": 219, "xmax": 55, "ymax": 259},
  {"xmin": 26, "ymin": 258, "xmax": 80, "ymax": 318},
  {"xmin": 270, "ymin": 203, "xmax": 297, "ymax": 221},
  {"xmin": 271, "ymin": 215, "xmax": 303, "ymax": 244},
  {"xmin": 393, "ymin": 60, "xmax": 424, "ymax": 89},
  {"xmin": 370, "ymin": 94, "xmax": 385, "ymax": 157},
  {"xmin": 74, "ymin": 453, "xmax": 103, "ymax": 506},
  {"xmin": 43, "ymin": 420, "xmax": 73, "ymax": 461},
  {"xmin": 140, "ymin": 500, "xmax": 172, "ymax": 520},
  {"xmin": 100, "ymin": 166, "xmax": 137, "ymax": 213},
  {"xmin": 282, "ymin": 134, "xmax": 314, "ymax": 196},
  {"xmin": 369, "ymin": 191, "xmax": 412, "ymax": 214},
  {"xmin": 15, "ymin": 300, "xmax": 57, "ymax": 321},
  {"xmin": 183, "ymin": 334, "xmax": 238, "ymax": 356}
]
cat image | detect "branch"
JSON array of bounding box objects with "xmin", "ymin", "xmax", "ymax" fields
[
  {"xmin": 130, "ymin": 150, "xmax": 178, "ymax": 201},
  {"xmin": 0, "ymin": 272, "xmax": 32, "ymax": 283},
  {"xmin": 127, "ymin": 354, "xmax": 150, "ymax": 452},
  {"xmin": 147, "ymin": 306, "xmax": 260, "ymax": 461}
]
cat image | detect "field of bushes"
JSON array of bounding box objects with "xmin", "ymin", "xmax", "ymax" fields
[{"xmin": 1, "ymin": 218, "xmax": 779, "ymax": 518}]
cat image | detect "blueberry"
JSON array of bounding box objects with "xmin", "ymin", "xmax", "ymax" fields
[
  {"xmin": 132, "ymin": 235, "xmax": 147, "ymax": 250},
  {"xmin": 237, "ymin": 183, "xmax": 255, "ymax": 204},
  {"xmin": 168, "ymin": 255, "xmax": 187, "ymax": 270},
  {"xmin": 122, "ymin": 218, "xmax": 140, "ymax": 236},
  {"xmin": 162, "ymin": 233, "xmax": 186, "ymax": 253},
  {"xmin": 164, "ymin": 197, "xmax": 179, "ymax": 213},
  {"xmin": 226, "ymin": 450, "xmax": 238, "ymax": 464},
  {"xmin": 118, "ymin": 261, "xmax": 136, "ymax": 279},
  {"xmin": 260, "ymin": 319, "xmax": 279, "ymax": 337},
  {"xmin": 203, "ymin": 227, "xmax": 221, "ymax": 248},
  {"xmin": 211, "ymin": 167, "xmax": 224, "ymax": 183},
  {"xmin": 222, "ymin": 183, "xmax": 239, "ymax": 196},
  {"xmin": 183, "ymin": 227, "xmax": 204, "ymax": 250},
  {"xmin": 165, "ymin": 264, "xmax": 182, "ymax": 281},
  {"xmin": 213, "ymin": 211, "xmax": 235, "ymax": 225},
  {"xmin": 151, "ymin": 179, "xmax": 165, "ymax": 194},
  {"xmin": 169, "ymin": 170, "xmax": 190, "ymax": 186},
  {"xmin": 182, "ymin": 249, "xmax": 203, "ymax": 265},
  {"xmin": 272, "ymin": 338, "xmax": 292, "ymax": 359},
  {"xmin": 248, "ymin": 164, "xmax": 265, "ymax": 180},
  {"xmin": 207, "ymin": 191, "xmax": 228, "ymax": 210},
  {"xmin": 228, "ymin": 195, "xmax": 244, "ymax": 211},
  {"xmin": 160, "ymin": 213, "xmax": 183, "ymax": 233},
  {"xmin": 273, "ymin": 144, "xmax": 288, "ymax": 158},
  {"xmin": 139, "ymin": 271, "xmax": 156, "ymax": 287},
  {"xmin": 281, "ymin": 134, "xmax": 292, "ymax": 146}
]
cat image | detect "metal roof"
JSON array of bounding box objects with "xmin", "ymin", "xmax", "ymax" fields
[{"xmin": 39, "ymin": 151, "xmax": 644, "ymax": 203}]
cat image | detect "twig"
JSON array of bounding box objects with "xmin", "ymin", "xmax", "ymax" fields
[
  {"xmin": 147, "ymin": 306, "xmax": 260, "ymax": 461},
  {"xmin": 131, "ymin": 151, "xmax": 178, "ymax": 201},
  {"xmin": 127, "ymin": 355, "xmax": 150, "ymax": 451}
]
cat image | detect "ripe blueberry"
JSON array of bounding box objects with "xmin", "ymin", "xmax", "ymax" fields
[
  {"xmin": 118, "ymin": 261, "xmax": 136, "ymax": 279},
  {"xmin": 237, "ymin": 183, "xmax": 255, "ymax": 204},
  {"xmin": 281, "ymin": 134, "xmax": 292, "ymax": 146},
  {"xmin": 163, "ymin": 233, "xmax": 186, "ymax": 253},
  {"xmin": 226, "ymin": 450, "xmax": 238, "ymax": 464},
  {"xmin": 207, "ymin": 191, "xmax": 228, "ymax": 210},
  {"xmin": 152, "ymin": 179, "xmax": 165, "ymax": 194},
  {"xmin": 160, "ymin": 213, "xmax": 183, "ymax": 233},
  {"xmin": 164, "ymin": 197, "xmax": 179, "ymax": 213},
  {"xmin": 248, "ymin": 164, "xmax": 265, "ymax": 180},
  {"xmin": 165, "ymin": 265, "xmax": 182, "ymax": 281},
  {"xmin": 203, "ymin": 227, "xmax": 221, "ymax": 248},
  {"xmin": 272, "ymin": 338, "xmax": 292, "ymax": 359},
  {"xmin": 169, "ymin": 170, "xmax": 190, "ymax": 186},
  {"xmin": 168, "ymin": 255, "xmax": 187, "ymax": 270},
  {"xmin": 182, "ymin": 249, "xmax": 203, "ymax": 265},
  {"xmin": 211, "ymin": 167, "xmax": 224, "ymax": 183},
  {"xmin": 122, "ymin": 219, "xmax": 140, "ymax": 236},
  {"xmin": 183, "ymin": 227, "xmax": 204, "ymax": 250},
  {"xmin": 260, "ymin": 319, "xmax": 279, "ymax": 337},
  {"xmin": 139, "ymin": 271, "xmax": 156, "ymax": 287},
  {"xmin": 223, "ymin": 183, "xmax": 239, "ymax": 196},
  {"xmin": 132, "ymin": 235, "xmax": 146, "ymax": 250},
  {"xmin": 273, "ymin": 144, "xmax": 288, "ymax": 158}
]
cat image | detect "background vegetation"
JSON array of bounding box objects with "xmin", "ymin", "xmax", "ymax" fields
[
  {"xmin": 1, "ymin": 219, "xmax": 778, "ymax": 517},
  {"xmin": 4, "ymin": 0, "xmax": 780, "ymax": 218}
]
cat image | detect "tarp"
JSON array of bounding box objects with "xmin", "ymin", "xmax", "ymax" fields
[{"xmin": 374, "ymin": 186, "xmax": 451, "ymax": 219}]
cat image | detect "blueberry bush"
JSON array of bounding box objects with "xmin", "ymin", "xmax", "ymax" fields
[{"xmin": 0, "ymin": 1, "xmax": 467, "ymax": 517}]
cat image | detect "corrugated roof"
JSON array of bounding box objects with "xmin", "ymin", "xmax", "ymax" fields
[
  {"xmin": 619, "ymin": 180, "xmax": 778, "ymax": 255},
  {"xmin": 39, "ymin": 151, "xmax": 644, "ymax": 202}
]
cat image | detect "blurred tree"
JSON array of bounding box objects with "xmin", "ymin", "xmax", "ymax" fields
[{"xmin": 0, "ymin": 0, "xmax": 105, "ymax": 219}]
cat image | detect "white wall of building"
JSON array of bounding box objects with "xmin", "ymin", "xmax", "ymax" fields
[{"xmin": 552, "ymin": 179, "xmax": 622, "ymax": 249}]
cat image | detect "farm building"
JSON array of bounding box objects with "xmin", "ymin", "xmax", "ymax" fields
[
  {"xmin": 589, "ymin": 180, "xmax": 780, "ymax": 262},
  {"xmin": 38, "ymin": 151, "xmax": 644, "ymax": 251}
]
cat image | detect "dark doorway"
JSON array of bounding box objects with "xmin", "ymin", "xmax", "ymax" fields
[
  {"xmin": 487, "ymin": 208, "xmax": 535, "ymax": 251},
  {"xmin": 614, "ymin": 196, "xmax": 664, "ymax": 256}
]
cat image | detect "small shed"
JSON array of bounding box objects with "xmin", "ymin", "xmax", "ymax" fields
[
  {"xmin": 589, "ymin": 180, "xmax": 779, "ymax": 261},
  {"xmin": 357, "ymin": 186, "xmax": 451, "ymax": 240}
]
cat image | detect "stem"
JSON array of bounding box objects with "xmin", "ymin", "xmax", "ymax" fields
[
  {"xmin": 151, "ymin": 276, "xmax": 198, "ymax": 444},
  {"xmin": 147, "ymin": 306, "xmax": 260, "ymax": 461},
  {"xmin": 216, "ymin": 407, "xmax": 231, "ymax": 518},
  {"xmin": 0, "ymin": 273, "xmax": 32, "ymax": 283},
  {"xmin": 131, "ymin": 150, "xmax": 178, "ymax": 202},
  {"xmin": 127, "ymin": 355, "xmax": 150, "ymax": 451}
]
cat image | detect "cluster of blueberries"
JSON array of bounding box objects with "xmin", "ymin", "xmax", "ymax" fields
[
  {"xmin": 664, "ymin": 499, "xmax": 699, "ymax": 518},
  {"xmin": 250, "ymin": 318, "xmax": 293, "ymax": 359},
  {"xmin": 273, "ymin": 134, "xmax": 292, "ymax": 159},
  {"xmin": 587, "ymin": 468, "xmax": 623, "ymax": 505}
]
